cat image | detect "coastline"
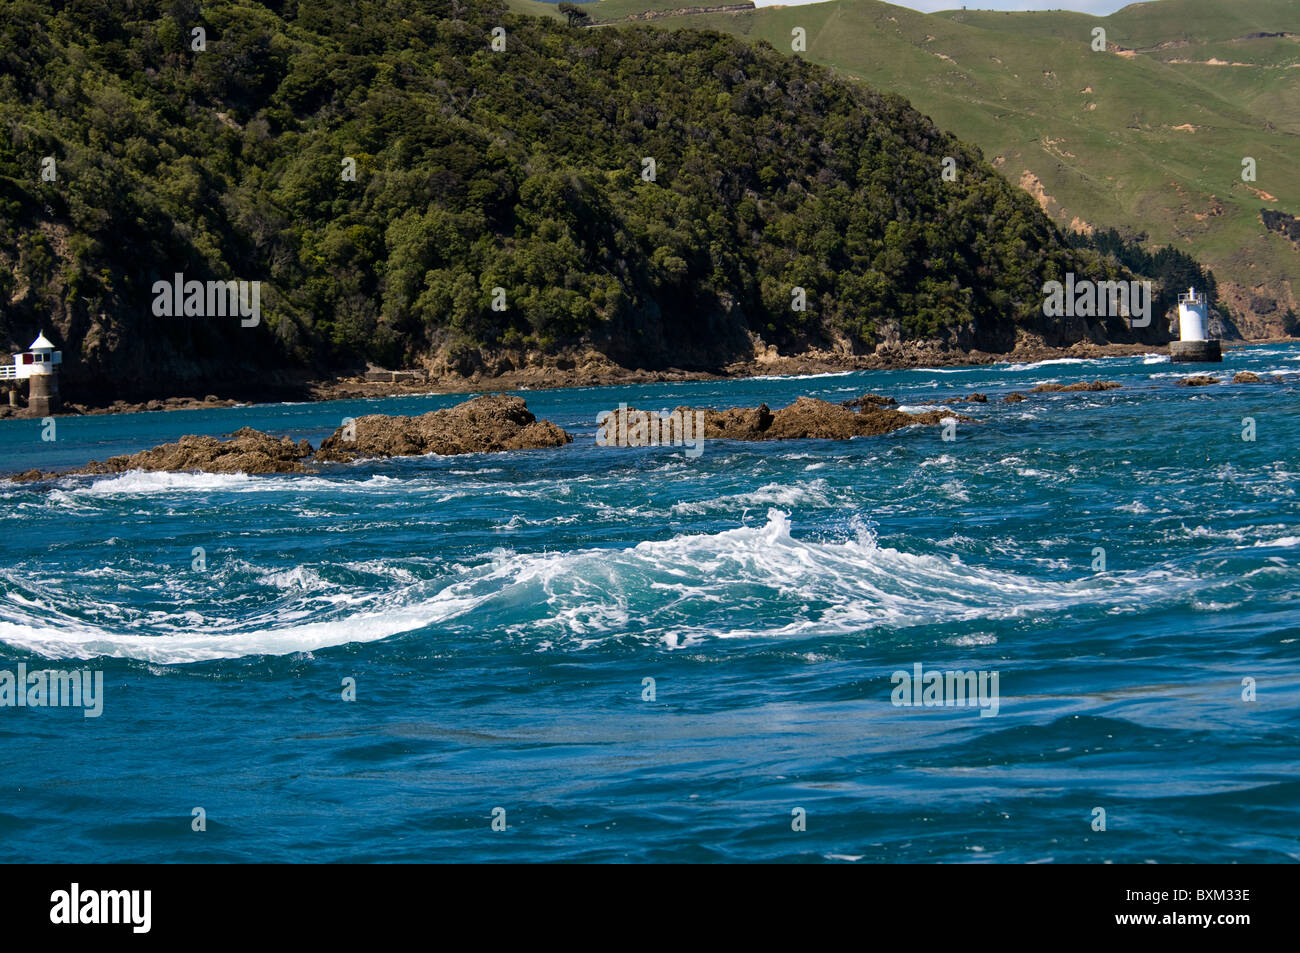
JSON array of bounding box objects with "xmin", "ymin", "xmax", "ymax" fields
[
  {"xmin": 3, "ymin": 337, "xmax": 1279, "ymax": 420},
  {"xmin": 9, "ymin": 308, "xmax": 1296, "ymax": 867}
]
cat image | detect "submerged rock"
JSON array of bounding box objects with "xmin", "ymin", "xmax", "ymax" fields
[
  {"xmin": 1177, "ymin": 375, "xmax": 1220, "ymax": 387},
  {"xmin": 1030, "ymin": 380, "xmax": 1123, "ymax": 393},
  {"xmin": 315, "ymin": 393, "xmax": 571, "ymax": 461},
  {"xmin": 943, "ymin": 392, "xmax": 988, "ymax": 404}
]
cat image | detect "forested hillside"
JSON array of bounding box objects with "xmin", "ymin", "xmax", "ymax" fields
[
  {"xmin": 1, "ymin": 0, "xmax": 1170, "ymax": 400},
  {"xmin": 533, "ymin": 0, "xmax": 1298, "ymax": 338}
]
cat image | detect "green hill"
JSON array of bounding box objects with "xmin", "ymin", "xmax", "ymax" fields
[
  {"xmin": 0, "ymin": 0, "xmax": 1167, "ymax": 401},
  {"xmin": 515, "ymin": 0, "xmax": 1300, "ymax": 337}
]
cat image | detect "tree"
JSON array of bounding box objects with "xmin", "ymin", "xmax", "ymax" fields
[
  {"xmin": 557, "ymin": 3, "xmax": 590, "ymax": 28},
  {"xmin": 1, "ymin": 0, "xmax": 1192, "ymax": 396}
]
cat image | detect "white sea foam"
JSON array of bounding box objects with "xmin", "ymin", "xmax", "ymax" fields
[
  {"xmin": 62, "ymin": 470, "xmax": 257, "ymax": 495},
  {"xmin": 748, "ymin": 370, "xmax": 858, "ymax": 381},
  {"xmin": 939, "ymin": 480, "xmax": 971, "ymax": 502},
  {"xmin": 258, "ymin": 565, "xmax": 327, "ymax": 591},
  {"xmin": 669, "ymin": 480, "xmax": 833, "ymax": 515},
  {"xmin": 1165, "ymin": 524, "xmax": 1253, "ymax": 543},
  {"xmin": 945, "ymin": 633, "xmax": 998, "ymax": 647},
  {"xmin": 921, "ymin": 454, "xmax": 957, "ymax": 467},
  {"xmin": 1147, "ymin": 371, "xmax": 1209, "ymax": 380},
  {"xmin": 0, "ymin": 510, "xmax": 1210, "ymax": 664},
  {"xmin": 497, "ymin": 513, "xmax": 582, "ymax": 528},
  {"xmin": 1253, "ymin": 536, "xmax": 1300, "ymax": 549},
  {"xmin": 935, "ymin": 535, "xmax": 977, "ymax": 547},
  {"xmin": 1004, "ymin": 358, "xmax": 1091, "ymax": 372},
  {"xmin": 47, "ymin": 469, "xmax": 434, "ymax": 499}
]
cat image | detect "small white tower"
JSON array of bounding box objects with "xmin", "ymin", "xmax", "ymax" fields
[
  {"xmin": 1177, "ymin": 288, "xmax": 1208, "ymax": 341},
  {"xmin": 2, "ymin": 332, "xmax": 63, "ymax": 414},
  {"xmin": 18, "ymin": 332, "xmax": 62, "ymax": 376},
  {"xmin": 1170, "ymin": 288, "xmax": 1221, "ymax": 363},
  {"xmin": 1177, "ymin": 288, "xmax": 1208, "ymax": 342}
]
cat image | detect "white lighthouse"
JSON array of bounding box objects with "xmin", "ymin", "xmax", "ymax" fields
[
  {"xmin": 1170, "ymin": 288, "xmax": 1221, "ymax": 362},
  {"xmin": 1177, "ymin": 288, "xmax": 1207, "ymax": 341},
  {"xmin": 1, "ymin": 332, "xmax": 63, "ymax": 414}
]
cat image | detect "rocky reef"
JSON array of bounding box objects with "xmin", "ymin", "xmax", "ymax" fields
[
  {"xmin": 1029, "ymin": 381, "xmax": 1124, "ymax": 393},
  {"xmin": 11, "ymin": 395, "xmax": 572, "ymax": 480},
  {"xmin": 314, "ymin": 394, "xmax": 572, "ymax": 462},
  {"xmin": 13, "ymin": 428, "xmax": 314, "ymax": 481},
  {"xmin": 600, "ymin": 396, "xmax": 962, "ymax": 445}
]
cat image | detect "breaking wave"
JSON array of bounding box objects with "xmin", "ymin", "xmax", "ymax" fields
[{"xmin": 0, "ymin": 510, "xmax": 1206, "ymax": 664}]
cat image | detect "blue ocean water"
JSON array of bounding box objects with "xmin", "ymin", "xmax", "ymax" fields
[{"xmin": 1, "ymin": 345, "xmax": 1297, "ymax": 862}]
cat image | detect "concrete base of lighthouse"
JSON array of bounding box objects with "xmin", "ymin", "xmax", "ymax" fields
[
  {"xmin": 1170, "ymin": 340, "xmax": 1222, "ymax": 363},
  {"xmin": 27, "ymin": 374, "xmax": 61, "ymax": 416}
]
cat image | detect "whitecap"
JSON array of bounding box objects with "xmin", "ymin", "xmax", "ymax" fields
[
  {"xmin": 1004, "ymin": 358, "xmax": 1091, "ymax": 372},
  {"xmin": 1253, "ymin": 536, "xmax": 1300, "ymax": 548},
  {"xmin": 0, "ymin": 510, "xmax": 1216, "ymax": 663}
]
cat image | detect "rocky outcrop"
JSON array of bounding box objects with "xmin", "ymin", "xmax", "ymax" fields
[
  {"xmin": 0, "ymin": 391, "xmax": 241, "ymax": 420},
  {"xmin": 762, "ymin": 397, "xmax": 953, "ymax": 439},
  {"xmin": 698, "ymin": 404, "xmax": 776, "ymax": 440},
  {"xmin": 10, "ymin": 395, "xmax": 572, "ymax": 480},
  {"xmin": 840, "ymin": 393, "xmax": 897, "ymax": 410},
  {"xmin": 76, "ymin": 428, "xmax": 315, "ymax": 476},
  {"xmin": 1003, "ymin": 392, "xmax": 1028, "ymax": 403},
  {"xmin": 1177, "ymin": 375, "xmax": 1220, "ymax": 387},
  {"xmin": 314, "ymin": 394, "xmax": 572, "ymax": 461},
  {"xmin": 1232, "ymin": 371, "xmax": 1262, "ymax": 383},
  {"xmin": 602, "ymin": 396, "xmax": 962, "ymax": 444},
  {"xmin": 1030, "ymin": 381, "xmax": 1124, "ymax": 393},
  {"xmin": 69, "ymin": 395, "xmax": 242, "ymax": 416}
]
